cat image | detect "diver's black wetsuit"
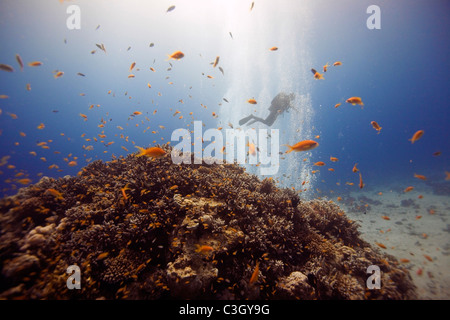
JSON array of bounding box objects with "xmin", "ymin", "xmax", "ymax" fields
[{"xmin": 239, "ymin": 92, "xmax": 295, "ymax": 126}]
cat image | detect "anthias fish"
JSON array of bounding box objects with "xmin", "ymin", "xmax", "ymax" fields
[
  {"xmin": 167, "ymin": 50, "xmax": 184, "ymax": 61},
  {"xmin": 311, "ymin": 68, "xmax": 324, "ymax": 80},
  {"xmin": 371, "ymin": 121, "xmax": 382, "ymax": 133},
  {"xmin": 28, "ymin": 61, "xmax": 43, "ymax": 67},
  {"xmin": 0, "ymin": 63, "xmax": 14, "ymax": 72},
  {"xmin": 135, "ymin": 146, "xmax": 166, "ymax": 158},
  {"xmin": 409, "ymin": 130, "xmax": 424, "ymax": 144},
  {"xmin": 212, "ymin": 56, "xmax": 220, "ymax": 68},
  {"xmin": 249, "ymin": 261, "xmax": 259, "ymax": 285},
  {"xmin": 346, "ymin": 97, "xmax": 364, "ymax": 106},
  {"xmin": 284, "ymin": 140, "xmax": 319, "ymax": 153}
]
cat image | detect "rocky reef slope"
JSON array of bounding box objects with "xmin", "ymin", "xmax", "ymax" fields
[{"xmin": 0, "ymin": 145, "xmax": 416, "ymax": 299}]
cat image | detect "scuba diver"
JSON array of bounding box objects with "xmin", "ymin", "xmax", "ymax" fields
[{"xmin": 239, "ymin": 92, "xmax": 296, "ymax": 126}]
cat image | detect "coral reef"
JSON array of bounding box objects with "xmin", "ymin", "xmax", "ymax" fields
[
  {"xmin": 425, "ymin": 180, "xmax": 450, "ymax": 196},
  {"xmin": 0, "ymin": 145, "xmax": 417, "ymax": 299},
  {"xmin": 400, "ymin": 199, "xmax": 419, "ymax": 209}
]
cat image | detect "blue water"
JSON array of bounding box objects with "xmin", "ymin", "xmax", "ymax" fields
[{"xmin": 0, "ymin": 0, "xmax": 449, "ymax": 198}]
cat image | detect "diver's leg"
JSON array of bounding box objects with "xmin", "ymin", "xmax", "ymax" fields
[
  {"xmin": 240, "ymin": 112, "xmax": 277, "ymax": 126},
  {"xmin": 247, "ymin": 115, "xmax": 273, "ymax": 126},
  {"xmin": 239, "ymin": 114, "xmax": 255, "ymax": 126}
]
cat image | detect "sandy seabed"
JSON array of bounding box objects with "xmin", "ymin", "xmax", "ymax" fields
[{"xmin": 341, "ymin": 187, "xmax": 450, "ymax": 299}]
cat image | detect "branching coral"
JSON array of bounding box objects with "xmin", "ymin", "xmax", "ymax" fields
[{"xmin": 0, "ymin": 144, "xmax": 417, "ymax": 299}]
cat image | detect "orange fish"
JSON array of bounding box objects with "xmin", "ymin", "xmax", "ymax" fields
[
  {"xmin": 446, "ymin": 171, "xmax": 450, "ymax": 181},
  {"xmin": 346, "ymin": 97, "xmax": 364, "ymax": 106},
  {"xmin": 135, "ymin": 146, "xmax": 166, "ymax": 158},
  {"xmin": 311, "ymin": 68, "xmax": 324, "ymax": 80},
  {"xmin": 121, "ymin": 184, "xmax": 130, "ymax": 200},
  {"xmin": 45, "ymin": 188, "xmax": 64, "ymax": 200},
  {"xmin": 404, "ymin": 186, "xmax": 414, "ymax": 193},
  {"xmin": 352, "ymin": 163, "xmax": 359, "ymax": 173},
  {"xmin": 413, "ymin": 173, "xmax": 427, "ymax": 180},
  {"xmin": 27, "ymin": 61, "xmax": 43, "ymax": 67},
  {"xmin": 381, "ymin": 216, "xmax": 390, "ymax": 220},
  {"xmin": 359, "ymin": 172, "xmax": 364, "ymax": 189},
  {"xmin": 399, "ymin": 259, "xmax": 410, "ymax": 263},
  {"xmin": 212, "ymin": 56, "xmax": 220, "ymax": 67},
  {"xmin": 248, "ymin": 142, "xmax": 256, "ymax": 156},
  {"xmin": 54, "ymin": 71, "xmax": 64, "ymax": 79},
  {"xmin": 17, "ymin": 178, "xmax": 32, "ymax": 185},
  {"xmin": 96, "ymin": 252, "xmax": 109, "ymax": 261},
  {"xmin": 409, "ymin": 130, "xmax": 424, "ymax": 144},
  {"xmin": 195, "ymin": 245, "xmax": 213, "ymax": 255},
  {"xmin": 376, "ymin": 242, "xmax": 387, "ymax": 249},
  {"xmin": 68, "ymin": 161, "xmax": 77, "ymax": 167},
  {"xmin": 370, "ymin": 121, "xmax": 382, "ymax": 133},
  {"xmin": 129, "ymin": 61, "xmax": 136, "ymax": 71},
  {"xmin": 284, "ymin": 140, "xmax": 319, "ymax": 153},
  {"xmin": 334, "ymin": 103, "xmax": 341, "ymax": 108},
  {"xmin": 249, "ymin": 261, "xmax": 260, "ymax": 285},
  {"xmin": 313, "ymin": 161, "xmax": 325, "ymax": 166},
  {"xmin": 423, "ymin": 255, "xmax": 433, "ymax": 262},
  {"xmin": 415, "ymin": 215, "xmax": 422, "ymax": 220},
  {"xmin": 167, "ymin": 50, "xmax": 184, "ymax": 61},
  {"xmin": 247, "ymin": 98, "xmax": 257, "ymax": 104},
  {"xmin": 333, "ymin": 61, "xmax": 342, "ymax": 66},
  {"xmin": 37, "ymin": 123, "xmax": 45, "ymax": 130},
  {"xmin": 330, "ymin": 156, "xmax": 339, "ymax": 162},
  {"xmin": 269, "ymin": 47, "xmax": 278, "ymax": 51},
  {"xmin": 416, "ymin": 268, "xmax": 423, "ymax": 276}
]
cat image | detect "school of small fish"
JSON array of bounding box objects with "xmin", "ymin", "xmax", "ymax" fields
[
  {"xmin": 0, "ymin": 2, "xmax": 447, "ymax": 289},
  {"xmin": 299, "ymin": 50, "xmax": 446, "ymax": 283}
]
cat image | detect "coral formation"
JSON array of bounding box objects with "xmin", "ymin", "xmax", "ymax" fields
[
  {"xmin": 0, "ymin": 144, "xmax": 417, "ymax": 299},
  {"xmin": 425, "ymin": 180, "xmax": 450, "ymax": 196},
  {"xmin": 400, "ymin": 199, "xmax": 419, "ymax": 209}
]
